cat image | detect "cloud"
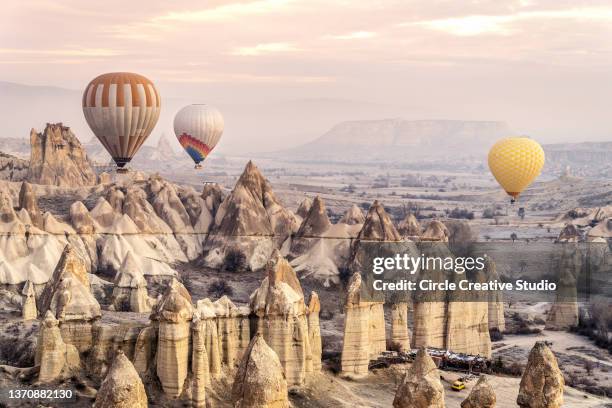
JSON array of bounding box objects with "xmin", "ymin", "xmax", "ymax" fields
[
  {"xmin": 154, "ymin": 0, "xmax": 295, "ymax": 22},
  {"xmin": 0, "ymin": 48, "xmax": 122, "ymax": 57},
  {"xmin": 405, "ymin": 6, "xmax": 612, "ymax": 36},
  {"xmin": 326, "ymin": 31, "xmax": 378, "ymax": 40},
  {"xmin": 230, "ymin": 42, "xmax": 299, "ymax": 56}
]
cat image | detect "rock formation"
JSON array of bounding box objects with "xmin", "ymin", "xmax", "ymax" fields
[
  {"xmin": 111, "ymin": 251, "xmax": 151, "ymax": 313},
  {"xmin": 391, "ymin": 302, "xmax": 410, "ymax": 352},
  {"xmin": 291, "ymin": 196, "xmax": 332, "ymax": 254},
  {"xmin": 341, "ymin": 272, "xmax": 386, "ymax": 378},
  {"xmin": 231, "ymin": 334, "xmax": 289, "ymax": 408},
  {"xmin": 21, "ymin": 280, "xmax": 37, "ymax": 320},
  {"xmin": 212, "ymin": 295, "xmax": 249, "ymax": 367},
  {"xmin": 38, "ymin": 245, "xmax": 101, "ymax": 351},
  {"xmin": 0, "ymin": 152, "xmax": 28, "ymax": 181},
  {"xmin": 296, "ymin": 196, "xmax": 313, "ymax": 219},
  {"xmin": 204, "ymin": 161, "xmax": 298, "ymax": 271},
  {"xmin": 250, "ymin": 250, "xmax": 314, "ymax": 386},
  {"xmin": 546, "ymin": 245, "xmax": 580, "ymax": 330},
  {"xmin": 398, "ymin": 214, "xmax": 421, "ymax": 239},
  {"xmin": 421, "ymin": 220, "xmax": 449, "ymax": 242},
  {"xmin": 517, "ymin": 342, "xmax": 564, "ymax": 408},
  {"xmin": 36, "ymin": 311, "xmax": 80, "ymax": 382},
  {"xmin": 94, "ymin": 350, "xmax": 148, "ymax": 408},
  {"xmin": 461, "ymin": 375, "xmax": 496, "ymax": 408},
  {"xmin": 339, "ymin": 204, "xmax": 365, "ymax": 225},
  {"xmin": 191, "ymin": 311, "xmax": 209, "ymax": 408},
  {"xmin": 18, "ymin": 181, "xmax": 43, "ymax": 228},
  {"xmin": 355, "ymin": 200, "xmax": 402, "ymax": 242},
  {"xmin": 308, "ymin": 291, "xmax": 322, "ymax": 371},
  {"xmin": 27, "ymin": 123, "xmax": 96, "ymax": 186},
  {"xmin": 485, "ymin": 259, "xmax": 505, "ymax": 332},
  {"xmin": 195, "ymin": 299, "xmax": 222, "ymax": 379},
  {"xmin": 393, "ymin": 347, "xmax": 445, "ymax": 408},
  {"xmin": 557, "ymin": 223, "xmax": 581, "ymax": 242},
  {"xmin": 152, "ymin": 279, "xmax": 194, "ymax": 398}
]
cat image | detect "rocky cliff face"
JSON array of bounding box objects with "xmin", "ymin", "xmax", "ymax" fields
[
  {"xmin": 28, "ymin": 123, "xmax": 97, "ymax": 186},
  {"xmin": 0, "ymin": 152, "xmax": 28, "ymax": 181},
  {"xmin": 36, "ymin": 311, "xmax": 80, "ymax": 382},
  {"xmin": 204, "ymin": 161, "xmax": 298, "ymax": 271}
]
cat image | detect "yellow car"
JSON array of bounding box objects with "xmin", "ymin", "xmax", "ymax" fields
[{"xmin": 451, "ymin": 380, "xmax": 465, "ymax": 391}]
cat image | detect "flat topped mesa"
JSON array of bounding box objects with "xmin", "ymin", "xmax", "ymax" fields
[
  {"xmin": 393, "ymin": 347, "xmax": 445, "ymax": 408},
  {"xmin": 231, "ymin": 334, "xmax": 289, "ymax": 408},
  {"xmin": 340, "ymin": 204, "xmax": 365, "ymax": 225},
  {"xmin": 421, "ymin": 220, "xmax": 449, "ymax": 242}
]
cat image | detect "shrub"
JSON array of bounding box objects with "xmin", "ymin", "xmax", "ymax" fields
[
  {"xmin": 447, "ymin": 207, "xmax": 475, "ymax": 220},
  {"xmin": 224, "ymin": 248, "xmax": 246, "ymax": 272},
  {"xmin": 490, "ymin": 328, "xmax": 504, "ymax": 342},
  {"xmin": 208, "ymin": 279, "xmax": 234, "ymax": 299}
]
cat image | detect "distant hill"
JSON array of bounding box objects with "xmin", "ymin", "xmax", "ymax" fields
[
  {"xmin": 543, "ymin": 141, "xmax": 612, "ymax": 178},
  {"xmin": 264, "ymin": 119, "xmax": 513, "ymax": 162}
]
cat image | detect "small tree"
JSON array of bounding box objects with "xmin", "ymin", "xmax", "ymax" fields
[
  {"xmin": 224, "ymin": 248, "xmax": 246, "ymax": 272},
  {"xmin": 208, "ymin": 279, "xmax": 234, "ymax": 299}
]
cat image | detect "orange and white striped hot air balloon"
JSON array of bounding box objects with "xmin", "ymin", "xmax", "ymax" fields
[{"xmin": 82, "ymin": 72, "xmax": 161, "ymax": 172}]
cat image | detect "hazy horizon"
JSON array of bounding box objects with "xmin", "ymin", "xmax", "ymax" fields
[{"xmin": 2, "ymin": 0, "xmax": 612, "ymax": 154}]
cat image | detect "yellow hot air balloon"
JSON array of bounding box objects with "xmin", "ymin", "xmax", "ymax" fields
[
  {"xmin": 82, "ymin": 72, "xmax": 161, "ymax": 172},
  {"xmin": 488, "ymin": 137, "xmax": 545, "ymax": 203}
]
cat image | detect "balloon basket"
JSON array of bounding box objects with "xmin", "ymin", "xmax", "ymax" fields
[
  {"xmin": 116, "ymin": 168, "xmax": 129, "ymax": 174},
  {"xmin": 195, "ymin": 164, "xmax": 203, "ymax": 170}
]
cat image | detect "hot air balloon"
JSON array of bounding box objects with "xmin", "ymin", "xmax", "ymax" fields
[
  {"xmin": 82, "ymin": 72, "xmax": 161, "ymax": 172},
  {"xmin": 174, "ymin": 105, "xmax": 224, "ymax": 169},
  {"xmin": 488, "ymin": 137, "xmax": 545, "ymax": 203}
]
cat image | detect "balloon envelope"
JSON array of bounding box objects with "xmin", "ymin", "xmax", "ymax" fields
[
  {"xmin": 82, "ymin": 72, "xmax": 161, "ymax": 169},
  {"xmin": 488, "ymin": 137, "xmax": 545, "ymax": 200},
  {"xmin": 173, "ymin": 104, "xmax": 224, "ymax": 167}
]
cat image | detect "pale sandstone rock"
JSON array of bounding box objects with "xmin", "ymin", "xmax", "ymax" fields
[
  {"xmin": 393, "ymin": 347, "xmax": 445, "ymax": 408},
  {"xmin": 27, "ymin": 123, "xmax": 96, "ymax": 187},
  {"xmin": 112, "ymin": 251, "xmax": 150, "ymax": 313},
  {"xmin": 296, "ymin": 197, "xmax": 313, "ymax": 219},
  {"xmin": 546, "ymin": 245, "xmax": 580, "ymax": 331},
  {"xmin": 250, "ymin": 250, "xmax": 312, "ymax": 386},
  {"xmin": 21, "ymin": 280, "xmax": 37, "ymax": 320},
  {"xmin": 94, "ymin": 350, "xmax": 148, "ymax": 408},
  {"xmin": 88, "ymin": 322, "xmax": 145, "ymax": 379},
  {"xmin": 517, "ymin": 342, "xmax": 564, "ymax": 408},
  {"xmin": 213, "ymin": 295, "xmax": 241, "ymax": 366},
  {"xmin": 201, "ymin": 182, "xmax": 224, "ymax": 216},
  {"xmin": 153, "ymin": 279, "xmax": 194, "ymax": 398},
  {"xmin": 133, "ymin": 326, "xmax": 157, "ymax": 377},
  {"xmin": 18, "ymin": 181, "xmax": 43, "ymax": 228},
  {"xmin": 308, "ymin": 291, "xmax": 322, "ymax": 372},
  {"xmin": 356, "ymin": 200, "xmax": 402, "ymax": 241},
  {"xmin": 421, "ymin": 220, "xmax": 449, "ymax": 242},
  {"xmin": 446, "ymin": 300, "xmax": 491, "ymax": 358},
  {"xmin": 398, "ymin": 214, "xmax": 421, "ymax": 239},
  {"xmin": 485, "ymin": 259, "xmax": 505, "ymax": 332},
  {"xmin": 204, "ymin": 161, "xmax": 298, "ymax": 271},
  {"xmin": 191, "ymin": 312, "xmax": 209, "ymax": 408},
  {"xmin": 341, "ymin": 273, "xmax": 375, "ymax": 378},
  {"xmin": 557, "ymin": 223, "xmax": 581, "ymax": 242},
  {"xmin": 38, "ymin": 245, "xmax": 100, "ymax": 352},
  {"xmin": 291, "ymin": 196, "xmax": 332, "ymax": 254},
  {"xmin": 339, "ymin": 204, "xmax": 365, "ymax": 225},
  {"xmin": 231, "ymin": 334, "xmax": 290, "ymax": 408},
  {"xmin": 196, "ymin": 298, "xmax": 222, "ymax": 379},
  {"xmin": 36, "ymin": 311, "xmax": 80, "ymax": 382},
  {"xmin": 106, "ymin": 187, "xmax": 125, "ymax": 213},
  {"xmin": 461, "ymin": 375, "xmax": 496, "ymax": 408},
  {"xmin": 99, "ymin": 172, "xmax": 112, "ymax": 184},
  {"xmin": 391, "ymin": 302, "xmax": 410, "ymax": 352}
]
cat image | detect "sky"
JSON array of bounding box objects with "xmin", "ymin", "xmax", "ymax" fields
[{"xmin": 1, "ymin": 0, "xmax": 612, "ymax": 152}]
